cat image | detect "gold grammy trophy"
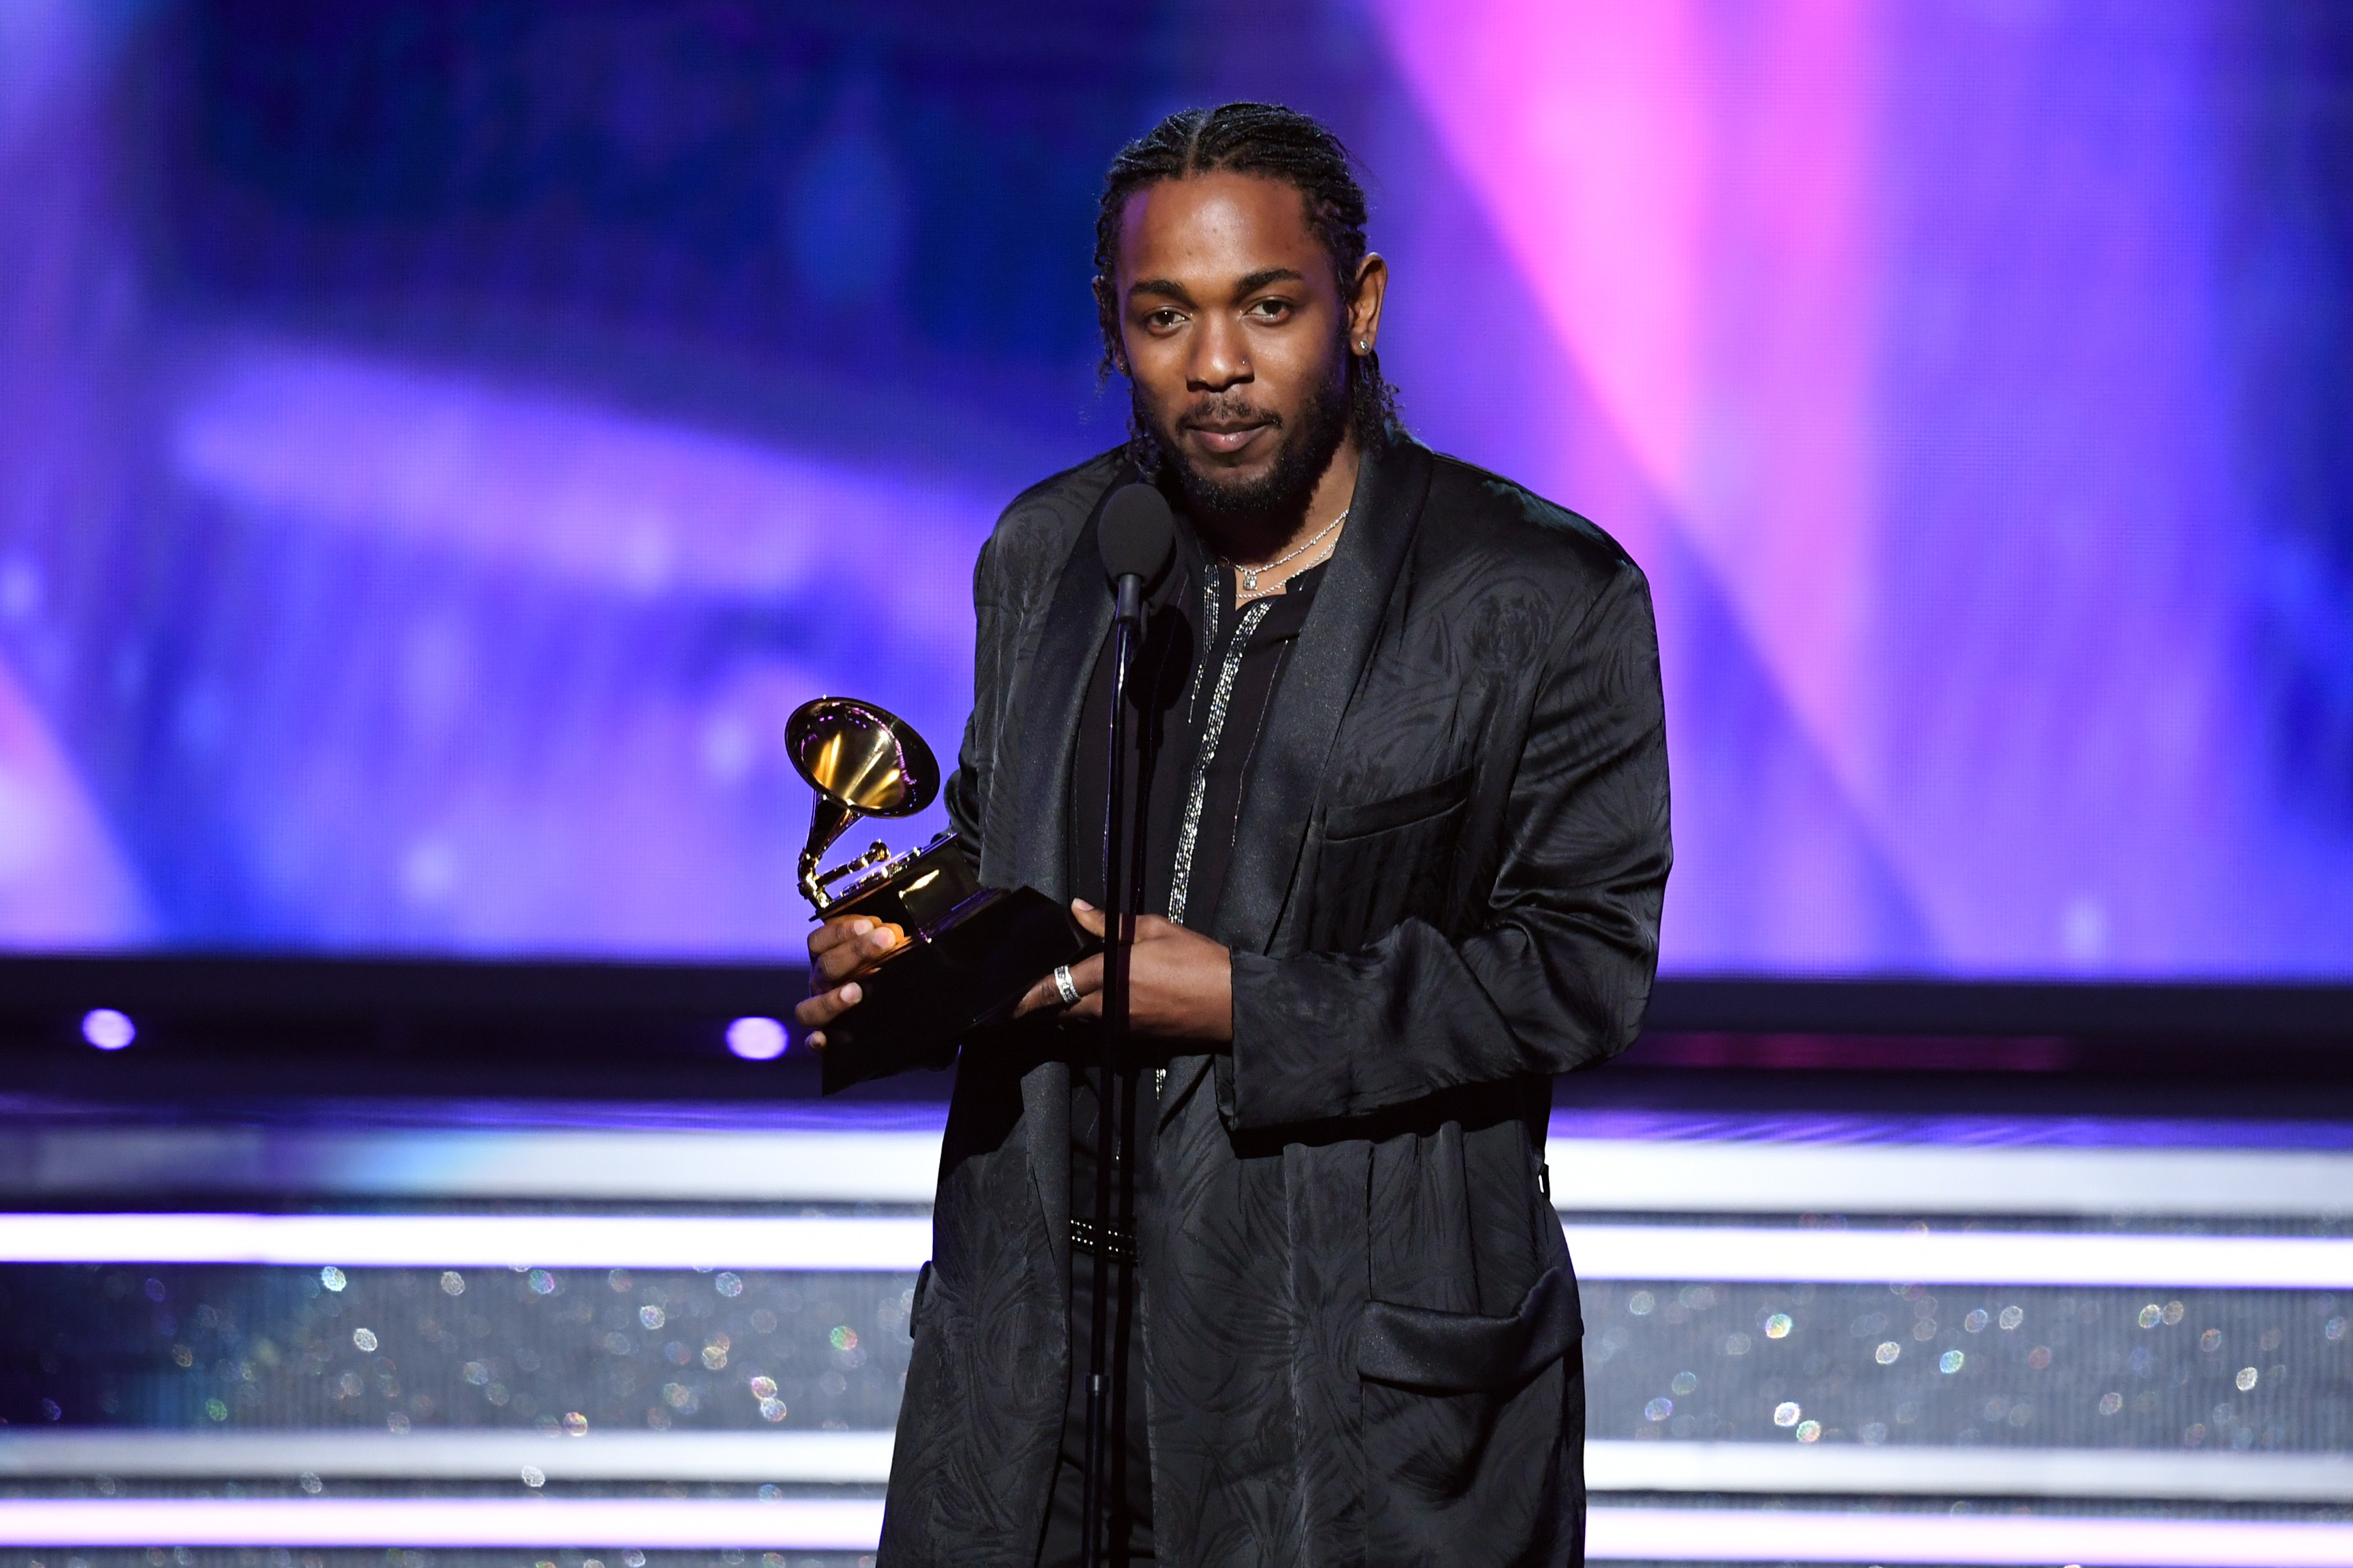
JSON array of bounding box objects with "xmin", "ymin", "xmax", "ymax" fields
[{"xmin": 787, "ymin": 696, "xmax": 1090, "ymax": 1093}]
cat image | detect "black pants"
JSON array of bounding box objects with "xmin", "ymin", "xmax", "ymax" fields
[{"xmin": 1035, "ymin": 1242, "xmax": 1153, "ymax": 1565}]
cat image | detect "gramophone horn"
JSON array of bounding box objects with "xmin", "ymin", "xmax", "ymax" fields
[{"xmin": 787, "ymin": 697, "xmax": 941, "ymax": 908}]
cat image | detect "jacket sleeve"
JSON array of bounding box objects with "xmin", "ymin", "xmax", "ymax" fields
[
  {"xmin": 942, "ymin": 531, "xmax": 1009, "ymax": 857},
  {"xmin": 1224, "ymin": 560, "xmax": 1671, "ymax": 1131}
]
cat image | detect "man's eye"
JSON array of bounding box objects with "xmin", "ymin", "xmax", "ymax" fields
[
  {"xmin": 1146, "ymin": 310, "xmax": 1183, "ymax": 329},
  {"xmin": 1248, "ymin": 299, "xmax": 1292, "ymax": 319}
]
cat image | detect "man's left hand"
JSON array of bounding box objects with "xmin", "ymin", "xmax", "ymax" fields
[{"xmin": 1014, "ymin": 900, "xmax": 1234, "ymax": 1042}]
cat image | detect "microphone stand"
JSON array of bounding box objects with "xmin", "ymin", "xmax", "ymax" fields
[{"xmin": 1080, "ymin": 565, "xmax": 1146, "ymax": 1568}]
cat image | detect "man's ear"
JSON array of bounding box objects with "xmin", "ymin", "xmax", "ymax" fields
[{"xmin": 1348, "ymin": 252, "xmax": 1389, "ymax": 354}]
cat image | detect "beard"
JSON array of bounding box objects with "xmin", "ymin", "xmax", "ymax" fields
[{"xmin": 1138, "ymin": 368, "xmax": 1352, "ymax": 529}]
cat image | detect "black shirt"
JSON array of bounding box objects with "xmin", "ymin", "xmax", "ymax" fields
[
  {"xmin": 1040, "ymin": 530, "xmax": 1326, "ymax": 1567},
  {"xmin": 1067, "ymin": 539, "xmax": 1327, "ymax": 929}
]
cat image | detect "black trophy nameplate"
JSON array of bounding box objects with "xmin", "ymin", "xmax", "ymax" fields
[{"xmin": 815, "ymin": 836, "xmax": 1092, "ymax": 1095}]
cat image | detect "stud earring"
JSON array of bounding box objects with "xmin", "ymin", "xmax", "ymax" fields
[{"xmin": 1357, "ymin": 339, "xmax": 1369, "ymax": 352}]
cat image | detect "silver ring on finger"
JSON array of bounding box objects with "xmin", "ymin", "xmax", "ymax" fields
[{"xmin": 1052, "ymin": 964, "xmax": 1081, "ymax": 1007}]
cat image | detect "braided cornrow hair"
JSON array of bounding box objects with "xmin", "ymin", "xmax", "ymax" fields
[{"xmin": 1094, "ymin": 103, "xmax": 1400, "ymax": 462}]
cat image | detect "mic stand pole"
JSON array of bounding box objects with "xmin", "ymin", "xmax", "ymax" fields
[{"xmin": 1081, "ymin": 569, "xmax": 1145, "ymax": 1568}]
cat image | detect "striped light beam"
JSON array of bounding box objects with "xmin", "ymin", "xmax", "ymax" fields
[
  {"xmin": 1, "ymin": 1499, "xmax": 2349, "ymax": 1564},
  {"xmin": 5, "ymin": 1212, "xmax": 2353, "ymax": 1289}
]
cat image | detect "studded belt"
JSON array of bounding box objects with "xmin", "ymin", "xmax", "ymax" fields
[{"xmin": 1069, "ymin": 1216, "xmax": 1137, "ymax": 1264}]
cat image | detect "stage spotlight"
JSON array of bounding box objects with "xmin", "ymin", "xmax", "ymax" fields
[
  {"xmin": 81, "ymin": 1009, "xmax": 136, "ymax": 1050},
  {"xmin": 725, "ymin": 1016, "xmax": 788, "ymax": 1061}
]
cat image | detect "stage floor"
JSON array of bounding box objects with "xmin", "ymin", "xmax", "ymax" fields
[{"xmin": 0, "ymin": 1065, "xmax": 2347, "ymax": 1567}]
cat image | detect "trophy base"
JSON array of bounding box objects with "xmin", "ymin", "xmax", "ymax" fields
[
  {"xmin": 819, "ymin": 883, "xmax": 1092, "ymax": 1095},
  {"xmin": 823, "ymin": 831, "xmax": 982, "ymax": 931}
]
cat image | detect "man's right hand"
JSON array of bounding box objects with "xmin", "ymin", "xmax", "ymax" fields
[{"xmin": 794, "ymin": 915, "xmax": 904, "ymax": 1051}]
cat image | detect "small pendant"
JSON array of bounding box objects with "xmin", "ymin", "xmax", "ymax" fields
[{"xmin": 1239, "ymin": 565, "xmax": 1260, "ymax": 592}]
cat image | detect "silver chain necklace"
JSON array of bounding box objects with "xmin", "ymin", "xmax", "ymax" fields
[{"xmin": 1222, "ymin": 507, "xmax": 1348, "ymax": 599}]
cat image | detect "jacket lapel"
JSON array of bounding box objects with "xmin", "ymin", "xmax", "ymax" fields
[
  {"xmin": 1008, "ymin": 493, "xmax": 1121, "ymax": 901},
  {"xmin": 1001, "ymin": 482, "xmax": 1123, "ymax": 1302},
  {"xmin": 1208, "ymin": 436, "xmax": 1432, "ymax": 958},
  {"xmin": 1153, "ymin": 440, "xmax": 1431, "ymax": 1134}
]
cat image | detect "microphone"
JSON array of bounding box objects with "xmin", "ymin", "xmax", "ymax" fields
[
  {"xmin": 1098, "ymin": 483, "xmax": 1175, "ymax": 621},
  {"xmin": 1078, "ymin": 480, "xmax": 1171, "ymax": 1567}
]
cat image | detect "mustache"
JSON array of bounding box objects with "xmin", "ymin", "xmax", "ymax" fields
[{"xmin": 1177, "ymin": 397, "xmax": 1283, "ymax": 432}]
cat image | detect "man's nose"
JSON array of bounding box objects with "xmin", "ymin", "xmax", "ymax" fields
[{"xmin": 1186, "ymin": 315, "xmax": 1252, "ymax": 391}]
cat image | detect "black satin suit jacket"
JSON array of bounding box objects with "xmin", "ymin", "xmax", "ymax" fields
[{"xmin": 877, "ymin": 435, "xmax": 1672, "ymax": 1567}]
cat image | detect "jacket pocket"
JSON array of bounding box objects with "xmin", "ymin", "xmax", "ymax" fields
[
  {"xmin": 1307, "ymin": 770, "xmax": 1473, "ymax": 952},
  {"xmin": 1357, "ymin": 1265, "xmax": 1582, "ymax": 1394},
  {"xmin": 1359, "ymin": 1266, "xmax": 1585, "ymax": 1547},
  {"xmin": 1324, "ymin": 767, "xmax": 1473, "ymax": 842}
]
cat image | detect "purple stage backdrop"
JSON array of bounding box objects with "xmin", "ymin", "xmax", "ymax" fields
[{"xmin": 0, "ymin": 0, "xmax": 2347, "ymax": 975}]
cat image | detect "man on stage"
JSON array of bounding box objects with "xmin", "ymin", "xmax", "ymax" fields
[{"xmin": 798, "ymin": 102, "xmax": 1671, "ymax": 1567}]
